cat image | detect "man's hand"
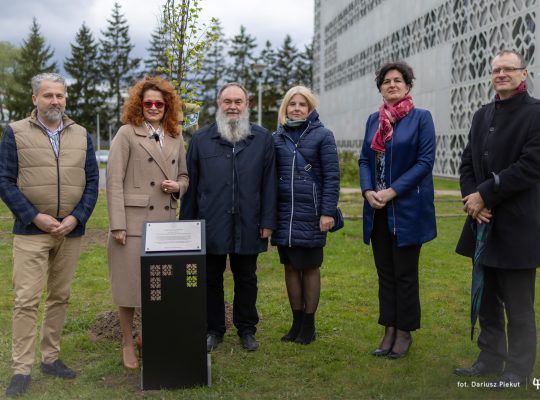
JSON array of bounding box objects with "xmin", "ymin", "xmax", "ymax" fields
[
  {"xmin": 462, "ymin": 192, "xmax": 485, "ymax": 219},
  {"xmin": 50, "ymin": 215, "xmax": 78, "ymax": 238},
  {"xmin": 32, "ymin": 213, "xmax": 61, "ymax": 233},
  {"xmin": 475, "ymin": 208, "xmax": 493, "ymax": 224},
  {"xmin": 259, "ymin": 228, "xmax": 272, "ymax": 239},
  {"xmin": 111, "ymin": 230, "xmax": 127, "ymax": 245}
]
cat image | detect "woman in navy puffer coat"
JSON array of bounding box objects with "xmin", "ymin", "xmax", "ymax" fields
[{"xmin": 272, "ymin": 86, "xmax": 340, "ymax": 344}]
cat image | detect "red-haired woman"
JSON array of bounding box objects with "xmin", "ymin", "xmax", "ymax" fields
[{"xmin": 106, "ymin": 76, "xmax": 189, "ymax": 369}]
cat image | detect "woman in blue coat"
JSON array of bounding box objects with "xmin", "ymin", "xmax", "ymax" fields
[
  {"xmin": 359, "ymin": 62, "xmax": 436, "ymax": 358},
  {"xmin": 272, "ymin": 86, "xmax": 340, "ymax": 344}
]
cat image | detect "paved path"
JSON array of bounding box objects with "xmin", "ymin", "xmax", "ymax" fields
[
  {"xmin": 99, "ymin": 168, "xmax": 106, "ymax": 189},
  {"xmin": 340, "ymin": 187, "xmax": 461, "ymax": 196},
  {"xmin": 99, "ymin": 171, "xmax": 461, "ymax": 197}
]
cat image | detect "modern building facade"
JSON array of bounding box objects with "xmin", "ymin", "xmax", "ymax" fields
[{"xmin": 314, "ymin": 0, "xmax": 539, "ymax": 177}]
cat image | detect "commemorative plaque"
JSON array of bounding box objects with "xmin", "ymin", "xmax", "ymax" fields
[{"xmin": 140, "ymin": 220, "xmax": 208, "ymax": 390}]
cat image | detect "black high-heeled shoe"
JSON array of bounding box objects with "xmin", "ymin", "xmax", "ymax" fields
[
  {"xmin": 371, "ymin": 347, "xmax": 391, "ymax": 357},
  {"xmin": 371, "ymin": 326, "xmax": 395, "ymax": 357},
  {"xmin": 387, "ymin": 331, "xmax": 412, "ymax": 359}
]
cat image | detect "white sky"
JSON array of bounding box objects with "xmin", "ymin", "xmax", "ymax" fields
[{"xmin": 0, "ymin": 0, "xmax": 314, "ymax": 66}]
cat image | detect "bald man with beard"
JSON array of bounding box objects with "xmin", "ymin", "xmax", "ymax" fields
[{"xmin": 180, "ymin": 82, "xmax": 277, "ymax": 353}]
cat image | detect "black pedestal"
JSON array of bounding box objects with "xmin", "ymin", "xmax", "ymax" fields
[{"xmin": 140, "ymin": 221, "xmax": 207, "ymax": 390}]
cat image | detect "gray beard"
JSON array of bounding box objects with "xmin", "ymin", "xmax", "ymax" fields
[
  {"xmin": 216, "ymin": 109, "xmax": 250, "ymax": 143},
  {"xmin": 43, "ymin": 108, "xmax": 63, "ymax": 122}
]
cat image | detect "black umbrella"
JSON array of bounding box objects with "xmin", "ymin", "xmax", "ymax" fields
[{"xmin": 470, "ymin": 221, "xmax": 491, "ymax": 340}]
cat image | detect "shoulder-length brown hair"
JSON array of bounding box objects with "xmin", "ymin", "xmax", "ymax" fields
[{"xmin": 121, "ymin": 76, "xmax": 182, "ymax": 137}]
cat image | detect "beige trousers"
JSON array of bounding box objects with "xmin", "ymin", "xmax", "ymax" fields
[{"xmin": 11, "ymin": 234, "xmax": 82, "ymax": 375}]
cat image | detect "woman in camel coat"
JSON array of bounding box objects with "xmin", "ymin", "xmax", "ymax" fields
[{"xmin": 106, "ymin": 76, "xmax": 189, "ymax": 369}]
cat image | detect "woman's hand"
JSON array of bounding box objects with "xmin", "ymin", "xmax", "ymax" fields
[
  {"xmin": 377, "ymin": 188, "xmax": 397, "ymax": 204},
  {"xmin": 111, "ymin": 229, "xmax": 127, "ymax": 245},
  {"xmin": 365, "ymin": 190, "xmax": 384, "ymax": 209},
  {"xmin": 161, "ymin": 179, "xmax": 180, "ymax": 194},
  {"xmin": 320, "ymin": 215, "xmax": 335, "ymax": 232},
  {"xmin": 365, "ymin": 188, "xmax": 396, "ymax": 209}
]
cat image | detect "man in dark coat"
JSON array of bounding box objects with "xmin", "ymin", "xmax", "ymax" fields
[
  {"xmin": 454, "ymin": 50, "xmax": 540, "ymax": 388},
  {"xmin": 180, "ymin": 82, "xmax": 277, "ymax": 352}
]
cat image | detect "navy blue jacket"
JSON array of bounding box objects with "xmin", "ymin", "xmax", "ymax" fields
[
  {"xmin": 180, "ymin": 123, "xmax": 277, "ymax": 255},
  {"xmin": 0, "ymin": 122, "xmax": 99, "ymax": 237},
  {"xmin": 271, "ymin": 112, "xmax": 340, "ymax": 248},
  {"xmin": 359, "ymin": 108, "xmax": 437, "ymax": 247}
]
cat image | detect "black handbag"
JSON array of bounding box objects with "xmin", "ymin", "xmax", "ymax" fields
[{"xmin": 283, "ymin": 137, "xmax": 344, "ymax": 232}]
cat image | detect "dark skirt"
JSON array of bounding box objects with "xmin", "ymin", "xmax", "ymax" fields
[{"xmin": 277, "ymin": 246, "xmax": 323, "ymax": 270}]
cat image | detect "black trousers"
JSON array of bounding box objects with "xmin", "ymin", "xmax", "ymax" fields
[
  {"xmin": 206, "ymin": 253, "xmax": 259, "ymax": 337},
  {"xmin": 371, "ymin": 208, "xmax": 422, "ymax": 331},
  {"xmin": 477, "ymin": 266, "xmax": 536, "ymax": 377}
]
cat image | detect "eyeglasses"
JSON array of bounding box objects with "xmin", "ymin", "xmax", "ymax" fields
[
  {"xmin": 490, "ymin": 67, "xmax": 525, "ymax": 75},
  {"xmin": 142, "ymin": 101, "xmax": 166, "ymax": 109}
]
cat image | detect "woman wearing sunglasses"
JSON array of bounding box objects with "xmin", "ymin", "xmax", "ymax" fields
[{"xmin": 106, "ymin": 76, "xmax": 189, "ymax": 369}]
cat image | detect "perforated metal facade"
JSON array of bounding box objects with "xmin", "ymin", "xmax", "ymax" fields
[{"xmin": 314, "ymin": 0, "xmax": 539, "ymax": 177}]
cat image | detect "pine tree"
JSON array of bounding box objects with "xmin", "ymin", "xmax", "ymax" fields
[
  {"xmin": 64, "ymin": 23, "xmax": 103, "ymax": 135},
  {"xmin": 274, "ymin": 35, "xmax": 299, "ymax": 98},
  {"xmin": 144, "ymin": 23, "xmax": 170, "ymax": 78},
  {"xmin": 99, "ymin": 2, "xmax": 141, "ymax": 130},
  {"xmin": 258, "ymin": 40, "xmax": 280, "ymax": 128},
  {"xmin": 296, "ymin": 42, "xmax": 313, "ymax": 89},
  {"xmin": 199, "ymin": 19, "xmax": 227, "ymax": 125},
  {"xmin": 6, "ymin": 18, "xmax": 57, "ymax": 120},
  {"xmin": 227, "ymin": 25, "xmax": 257, "ymax": 94},
  {"xmin": 0, "ymin": 41, "xmax": 20, "ymax": 123}
]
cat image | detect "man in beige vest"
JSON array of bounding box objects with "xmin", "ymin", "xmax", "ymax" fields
[{"xmin": 0, "ymin": 73, "xmax": 99, "ymax": 397}]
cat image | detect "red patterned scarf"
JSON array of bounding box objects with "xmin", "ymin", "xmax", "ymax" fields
[{"xmin": 370, "ymin": 95, "xmax": 414, "ymax": 152}]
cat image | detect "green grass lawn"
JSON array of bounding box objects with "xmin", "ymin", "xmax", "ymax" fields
[{"xmin": 0, "ymin": 187, "xmax": 539, "ymax": 399}]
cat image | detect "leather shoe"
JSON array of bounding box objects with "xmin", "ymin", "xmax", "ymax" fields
[
  {"xmin": 240, "ymin": 333, "xmax": 259, "ymax": 351},
  {"xmin": 40, "ymin": 359, "xmax": 76, "ymax": 379},
  {"xmin": 206, "ymin": 333, "xmax": 223, "ymax": 353},
  {"xmin": 386, "ymin": 339, "xmax": 412, "ymax": 359},
  {"xmin": 371, "ymin": 348, "xmax": 391, "ymax": 357},
  {"xmin": 386, "ymin": 332, "xmax": 412, "ymax": 359},
  {"xmin": 491, "ymin": 372, "xmax": 527, "ymax": 390},
  {"xmin": 454, "ymin": 361, "xmax": 503, "ymax": 377},
  {"xmin": 5, "ymin": 374, "xmax": 31, "ymax": 397}
]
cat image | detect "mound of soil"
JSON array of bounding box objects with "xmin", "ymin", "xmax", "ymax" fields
[{"xmin": 89, "ymin": 304, "xmax": 233, "ymax": 341}]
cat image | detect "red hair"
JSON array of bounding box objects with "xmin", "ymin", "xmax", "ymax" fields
[{"xmin": 121, "ymin": 76, "xmax": 182, "ymax": 137}]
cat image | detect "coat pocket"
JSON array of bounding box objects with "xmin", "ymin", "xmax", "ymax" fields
[{"xmin": 124, "ymin": 194, "xmax": 150, "ymax": 235}]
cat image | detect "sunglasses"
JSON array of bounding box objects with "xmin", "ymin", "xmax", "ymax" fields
[{"xmin": 142, "ymin": 101, "xmax": 166, "ymax": 109}]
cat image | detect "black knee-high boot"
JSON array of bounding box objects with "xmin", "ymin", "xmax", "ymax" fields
[
  {"xmin": 281, "ymin": 309, "xmax": 304, "ymax": 342},
  {"xmin": 295, "ymin": 312, "xmax": 316, "ymax": 344}
]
